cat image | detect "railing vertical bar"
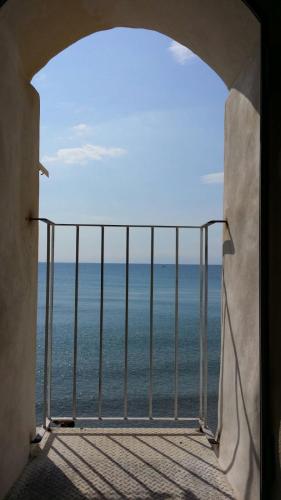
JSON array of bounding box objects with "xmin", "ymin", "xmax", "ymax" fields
[
  {"xmin": 124, "ymin": 226, "xmax": 130, "ymax": 419},
  {"xmin": 199, "ymin": 227, "xmax": 204, "ymax": 422},
  {"xmin": 43, "ymin": 223, "xmax": 51, "ymax": 428},
  {"xmin": 98, "ymin": 226, "xmax": 105, "ymax": 418},
  {"xmin": 72, "ymin": 225, "xmax": 80, "ymax": 420},
  {"xmin": 47, "ymin": 224, "xmax": 55, "ymax": 419},
  {"xmin": 203, "ymin": 225, "xmax": 209, "ymax": 427},
  {"xmin": 149, "ymin": 227, "xmax": 154, "ymax": 419},
  {"xmin": 174, "ymin": 227, "xmax": 179, "ymax": 419}
]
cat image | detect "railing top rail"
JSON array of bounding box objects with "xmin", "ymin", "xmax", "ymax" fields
[{"xmin": 29, "ymin": 217, "xmax": 226, "ymax": 229}]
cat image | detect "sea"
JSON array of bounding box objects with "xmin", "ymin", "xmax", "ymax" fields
[{"xmin": 36, "ymin": 263, "xmax": 222, "ymax": 432}]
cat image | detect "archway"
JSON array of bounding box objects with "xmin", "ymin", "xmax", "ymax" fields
[{"xmin": 0, "ymin": 1, "xmax": 260, "ymax": 499}]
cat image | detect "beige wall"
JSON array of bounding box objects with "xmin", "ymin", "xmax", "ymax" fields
[
  {"xmin": 0, "ymin": 1, "xmax": 260, "ymax": 499},
  {"xmin": 0, "ymin": 0, "xmax": 259, "ymax": 88},
  {"xmin": 218, "ymin": 49, "xmax": 260, "ymax": 499},
  {"xmin": 0, "ymin": 26, "xmax": 39, "ymax": 499}
]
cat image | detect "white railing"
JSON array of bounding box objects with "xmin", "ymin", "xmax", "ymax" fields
[{"xmin": 32, "ymin": 218, "xmax": 225, "ymax": 432}]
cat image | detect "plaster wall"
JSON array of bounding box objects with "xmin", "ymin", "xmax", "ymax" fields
[
  {"xmin": 0, "ymin": 1, "xmax": 260, "ymax": 499},
  {"xmin": 0, "ymin": 0, "xmax": 259, "ymax": 88},
  {"xmin": 0, "ymin": 27, "xmax": 39, "ymax": 500},
  {"xmin": 218, "ymin": 49, "xmax": 260, "ymax": 499}
]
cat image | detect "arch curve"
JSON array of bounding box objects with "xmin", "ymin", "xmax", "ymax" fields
[{"xmin": 1, "ymin": 0, "xmax": 259, "ymax": 86}]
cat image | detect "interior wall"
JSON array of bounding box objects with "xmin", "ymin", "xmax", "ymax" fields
[
  {"xmin": 0, "ymin": 1, "xmax": 260, "ymax": 499},
  {"xmin": 218, "ymin": 47, "xmax": 260, "ymax": 499},
  {"xmin": 0, "ymin": 0, "xmax": 259, "ymax": 89},
  {"xmin": 0, "ymin": 27, "xmax": 39, "ymax": 499}
]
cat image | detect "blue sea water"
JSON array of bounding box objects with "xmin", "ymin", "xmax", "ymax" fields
[{"xmin": 36, "ymin": 263, "xmax": 221, "ymax": 432}]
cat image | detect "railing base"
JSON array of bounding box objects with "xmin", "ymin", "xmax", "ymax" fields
[
  {"xmin": 52, "ymin": 418, "xmax": 75, "ymax": 428},
  {"xmin": 43, "ymin": 418, "xmax": 52, "ymax": 431},
  {"xmin": 198, "ymin": 420, "xmax": 219, "ymax": 445},
  {"xmin": 49, "ymin": 416, "xmax": 198, "ymax": 423},
  {"xmin": 31, "ymin": 426, "xmax": 47, "ymax": 444}
]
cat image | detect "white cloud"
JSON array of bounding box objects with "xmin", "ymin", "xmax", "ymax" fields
[
  {"xmin": 42, "ymin": 144, "xmax": 127, "ymax": 165},
  {"xmin": 168, "ymin": 41, "xmax": 196, "ymax": 65},
  {"xmin": 201, "ymin": 172, "xmax": 224, "ymax": 184},
  {"xmin": 72, "ymin": 123, "xmax": 93, "ymax": 136}
]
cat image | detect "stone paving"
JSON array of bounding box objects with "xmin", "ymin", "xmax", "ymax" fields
[{"xmin": 7, "ymin": 428, "xmax": 235, "ymax": 499}]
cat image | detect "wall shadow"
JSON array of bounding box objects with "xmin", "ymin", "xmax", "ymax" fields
[{"xmin": 216, "ymin": 223, "xmax": 260, "ymax": 498}]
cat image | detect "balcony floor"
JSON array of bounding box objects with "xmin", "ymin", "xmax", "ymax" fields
[{"xmin": 7, "ymin": 428, "xmax": 235, "ymax": 499}]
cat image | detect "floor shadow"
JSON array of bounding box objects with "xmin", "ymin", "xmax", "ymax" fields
[
  {"xmin": 132, "ymin": 435, "xmax": 234, "ymax": 498},
  {"xmin": 159, "ymin": 435, "xmax": 222, "ymax": 473},
  {"xmin": 56, "ymin": 434, "xmax": 154, "ymax": 497},
  {"xmin": 6, "ymin": 455, "xmax": 104, "ymax": 500},
  {"xmin": 6, "ymin": 429, "xmax": 235, "ymax": 499}
]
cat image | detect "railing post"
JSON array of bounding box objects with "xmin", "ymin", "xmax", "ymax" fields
[
  {"xmin": 203, "ymin": 225, "xmax": 209, "ymax": 428},
  {"xmin": 199, "ymin": 227, "xmax": 204, "ymax": 423},
  {"xmin": 174, "ymin": 227, "xmax": 179, "ymax": 420},
  {"xmin": 43, "ymin": 222, "xmax": 54, "ymax": 429},
  {"xmin": 149, "ymin": 227, "xmax": 154, "ymax": 419},
  {"xmin": 72, "ymin": 225, "xmax": 80, "ymax": 421},
  {"xmin": 124, "ymin": 226, "xmax": 129, "ymax": 419},
  {"xmin": 199, "ymin": 224, "xmax": 209, "ymax": 430},
  {"xmin": 98, "ymin": 226, "xmax": 105, "ymax": 419},
  {"xmin": 49, "ymin": 225, "xmax": 55, "ymax": 416}
]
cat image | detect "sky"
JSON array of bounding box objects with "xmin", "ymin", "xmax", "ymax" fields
[{"xmin": 32, "ymin": 28, "xmax": 228, "ymax": 263}]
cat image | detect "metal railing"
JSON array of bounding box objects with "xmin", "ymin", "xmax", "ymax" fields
[{"xmin": 32, "ymin": 218, "xmax": 225, "ymax": 431}]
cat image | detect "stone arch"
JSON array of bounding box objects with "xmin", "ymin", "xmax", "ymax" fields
[
  {"xmin": 0, "ymin": 2, "xmax": 260, "ymax": 499},
  {"xmin": 1, "ymin": 0, "xmax": 259, "ymax": 87}
]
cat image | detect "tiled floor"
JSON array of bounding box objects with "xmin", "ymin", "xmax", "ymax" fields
[{"xmin": 7, "ymin": 428, "xmax": 235, "ymax": 499}]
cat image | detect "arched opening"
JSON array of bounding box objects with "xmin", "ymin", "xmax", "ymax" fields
[
  {"xmin": 32, "ymin": 27, "xmax": 227, "ymax": 436},
  {"xmin": 0, "ymin": 2, "xmax": 260, "ymax": 499}
]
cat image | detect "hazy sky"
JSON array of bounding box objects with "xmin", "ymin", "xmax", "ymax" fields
[{"xmin": 32, "ymin": 28, "xmax": 227, "ymax": 263}]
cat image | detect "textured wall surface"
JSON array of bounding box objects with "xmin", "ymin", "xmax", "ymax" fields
[
  {"xmin": 0, "ymin": 26, "xmax": 39, "ymax": 500},
  {"xmin": 0, "ymin": 1, "xmax": 260, "ymax": 499},
  {"xmin": 218, "ymin": 50, "xmax": 260, "ymax": 500},
  {"xmin": 0, "ymin": 0, "xmax": 259, "ymax": 87}
]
